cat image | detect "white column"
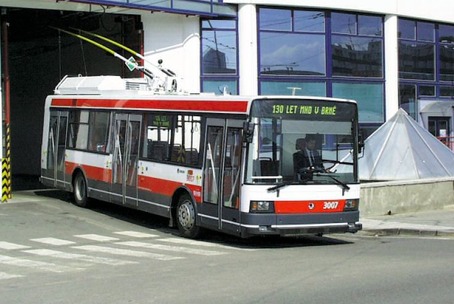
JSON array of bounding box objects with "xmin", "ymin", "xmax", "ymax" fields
[
  {"xmin": 384, "ymin": 15, "xmax": 399, "ymax": 121},
  {"xmin": 238, "ymin": 4, "xmax": 258, "ymax": 96}
]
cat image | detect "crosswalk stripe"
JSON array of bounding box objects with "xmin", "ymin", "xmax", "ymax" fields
[
  {"xmin": 156, "ymin": 238, "xmax": 256, "ymax": 251},
  {"xmin": 0, "ymin": 254, "xmax": 83, "ymax": 273},
  {"xmin": 0, "ymin": 272, "xmax": 23, "ymax": 280},
  {"xmin": 0, "ymin": 241, "xmax": 30, "ymax": 250},
  {"xmin": 72, "ymin": 245, "xmax": 183, "ymax": 261},
  {"xmin": 116, "ymin": 241, "xmax": 226, "ymax": 256},
  {"xmin": 23, "ymin": 249, "xmax": 137, "ymax": 266},
  {"xmin": 114, "ymin": 231, "xmax": 159, "ymax": 238},
  {"xmin": 30, "ymin": 238, "xmax": 76, "ymax": 246},
  {"xmin": 74, "ymin": 234, "xmax": 120, "ymax": 242}
]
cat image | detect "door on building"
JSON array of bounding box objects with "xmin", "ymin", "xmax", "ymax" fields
[{"xmin": 428, "ymin": 117, "xmax": 450, "ymax": 137}]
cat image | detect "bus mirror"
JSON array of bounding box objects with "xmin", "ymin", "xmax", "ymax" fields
[
  {"xmin": 243, "ymin": 121, "xmax": 255, "ymax": 143},
  {"xmin": 358, "ymin": 134, "xmax": 365, "ymax": 154}
]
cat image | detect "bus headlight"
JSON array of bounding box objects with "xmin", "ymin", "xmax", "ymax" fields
[
  {"xmin": 250, "ymin": 201, "xmax": 275, "ymax": 213},
  {"xmin": 344, "ymin": 199, "xmax": 359, "ymax": 211}
]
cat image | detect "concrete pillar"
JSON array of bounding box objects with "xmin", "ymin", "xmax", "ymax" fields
[
  {"xmin": 238, "ymin": 4, "xmax": 258, "ymax": 96},
  {"xmin": 384, "ymin": 15, "xmax": 399, "ymax": 121}
]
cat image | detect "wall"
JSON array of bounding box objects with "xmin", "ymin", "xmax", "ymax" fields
[
  {"xmin": 360, "ymin": 178, "xmax": 454, "ymax": 216},
  {"xmin": 141, "ymin": 13, "xmax": 201, "ymax": 93}
]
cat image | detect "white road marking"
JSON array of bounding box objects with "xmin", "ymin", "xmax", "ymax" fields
[
  {"xmin": 114, "ymin": 231, "xmax": 159, "ymax": 238},
  {"xmin": 157, "ymin": 237, "xmax": 256, "ymax": 251},
  {"xmin": 0, "ymin": 272, "xmax": 23, "ymax": 280},
  {"xmin": 72, "ymin": 245, "xmax": 183, "ymax": 261},
  {"xmin": 23, "ymin": 249, "xmax": 136, "ymax": 266},
  {"xmin": 30, "ymin": 238, "xmax": 76, "ymax": 246},
  {"xmin": 0, "ymin": 241, "xmax": 30, "ymax": 250},
  {"xmin": 0, "ymin": 254, "xmax": 83, "ymax": 273},
  {"xmin": 74, "ymin": 234, "xmax": 120, "ymax": 242},
  {"xmin": 116, "ymin": 241, "xmax": 226, "ymax": 256}
]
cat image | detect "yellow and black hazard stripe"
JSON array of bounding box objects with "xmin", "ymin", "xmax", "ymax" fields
[{"xmin": 2, "ymin": 124, "xmax": 12, "ymax": 202}]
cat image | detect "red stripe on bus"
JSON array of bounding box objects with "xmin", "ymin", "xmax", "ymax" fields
[
  {"xmin": 66, "ymin": 162, "xmax": 112, "ymax": 183},
  {"xmin": 138, "ymin": 175, "xmax": 202, "ymax": 203},
  {"xmin": 51, "ymin": 98, "xmax": 249, "ymax": 113},
  {"xmin": 275, "ymin": 200, "xmax": 345, "ymax": 214}
]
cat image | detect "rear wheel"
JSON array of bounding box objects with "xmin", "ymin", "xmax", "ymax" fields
[
  {"xmin": 176, "ymin": 194, "xmax": 201, "ymax": 238},
  {"xmin": 73, "ymin": 172, "xmax": 90, "ymax": 207}
]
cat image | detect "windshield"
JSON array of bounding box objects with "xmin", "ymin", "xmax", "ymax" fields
[{"xmin": 245, "ymin": 98, "xmax": 358, "ymax": 185}]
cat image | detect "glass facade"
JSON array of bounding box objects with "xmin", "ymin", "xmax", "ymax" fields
[
  {"xmin": 258, "ymin": 8, "xmax": 385, "ymax": 123},
  {"xmin": 398, "ymin": 19, "xmax": 454, "ymax": 119}
]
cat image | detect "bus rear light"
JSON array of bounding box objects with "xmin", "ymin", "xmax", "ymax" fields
[
  {"xmin": 344, "ymin": 199, "xmax": 359, "ymax": 211},
  {"xmin": 250, "ymin": 201, "xmax": 275, "ymax": 213}
]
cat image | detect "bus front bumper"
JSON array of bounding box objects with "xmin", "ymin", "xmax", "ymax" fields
[{"xmin": 239, "ymin": 211, "xmax": 362, "ymax": 237}]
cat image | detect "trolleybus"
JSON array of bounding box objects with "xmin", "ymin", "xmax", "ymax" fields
[{"xmin": 41, "ymin": 75, "xmax": 362, "ymax": 238}]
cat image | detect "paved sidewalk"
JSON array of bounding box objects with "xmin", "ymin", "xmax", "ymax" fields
[{"xmin": 360, "ymin": 205, "xmax": 454, "ymax": 237}]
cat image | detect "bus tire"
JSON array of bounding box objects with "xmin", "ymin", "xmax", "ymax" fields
[
  {"xmin": 73, "ymin": 172, "xmax": 90, "ymax": 208},
  {"xmin": 176, "ymin": 194, "xmax": 201, "ymax": 238}
]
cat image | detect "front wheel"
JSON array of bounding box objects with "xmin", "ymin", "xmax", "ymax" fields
[
  {"xmin": 73, "ymin": 172, "xmax": 90, "ymax": 207},
  {"xmin": 176, "ymin": 194, "xmax": 201, "ymax": 238}
]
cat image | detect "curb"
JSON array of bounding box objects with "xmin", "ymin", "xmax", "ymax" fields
[{"xmin": 360, "ymin": 228, "xmax": 454, "ymax": 238}]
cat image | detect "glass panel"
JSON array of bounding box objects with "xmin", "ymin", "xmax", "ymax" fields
[
  {"xmin": 440, "ymin": 44, "xmax": 454, "ymax": 81},
  {"xmin": 439, "ymin": 24, "xmax": 454, "ymax": 44},
  {"xmin": 223, "ymin": 127, "xmax": 242, "ymax": 209},
  {"xmin": 399, "ymin": 41, "xmax": 435, "ymax": 80},
  {"xmin": 260, "ymin": 81, "xmax": 326, "ymax": 96},
  {"xmin": 202, "ymin": 29, "xmax": 237, "ymax": 74},
  {"xmin": 204, "ymin": 126, "xmax": 223, "ymax": 204},
  {"xmin": 246, "ymin": 99, "xmax": 357, "ymax": 184},
  {"xmin": 88, "ymin": 112, "xmax": 109, "ymax": 152},
  {"xmin": 399, "ymin": 84, "xmax": 417, "ymax": 119},
  {"xmin": 358, "ymin": 15, "xmax": 382, "ymax": 36},
  {"xmin": 417, "ymin": 22, "xmax": 434, "ymax": 42},
  {"xmin": 398, "ymin": 19, "xmax": 416, "ymax": 40},
  {"xmin": 419, "ymin": 85, "xmax": 435, "ymax": 97},
  {"xmin": 202, "ymin": 79, "xmax": 238, "ymax": 94},
  {"xmin": 331, "ymin": 12, "xmax": 357, "ymax": 35},
  {"xmin": 260, "ymin": 32, "xmax": 325, "ymax": 76},
  {"xmin": 332, "ymin": 36, "xmax": 383, "ymax": 77},
  {"xmin": 440, "ymin": 86, "xmax": 454, "ymax": 97},
  {"xmin": 202, "ymin": 20, "xmax": 236, "ymax": 29},
  {"xmin": 294, "ymin": 11, "xmax": 325, "ymax": 32},
  {"xmin": 333, "ymin": 82, "xmax": 384, "ymax": 123},
  {"xmin": 259, "ymin": 8, "xmax": 291, "ymax": 31}
]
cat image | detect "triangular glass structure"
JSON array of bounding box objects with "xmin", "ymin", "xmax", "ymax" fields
[{"xmin": 359, "ymin": 109, "xmax": 454, "ymax": 181}]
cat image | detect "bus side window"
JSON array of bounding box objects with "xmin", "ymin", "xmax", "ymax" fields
[
  {"xmin": 149, "ymin": 141, "xmax": 168, "ymax": 161},
  {"xmin": 185, "ymin": 148, "xmax": 199, "ymax": 165}
]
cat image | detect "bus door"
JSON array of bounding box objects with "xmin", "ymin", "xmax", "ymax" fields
[
  {"xmin": 44, "ymin": 111, "xmax": 68, "ymax": 188},
  {"xmin": 112, "ymin": 114, "xmax": 142, "ymax": 206},
  {"xmin": 202, "ymin": 118, "xmax": 243, "ymax": 235}
]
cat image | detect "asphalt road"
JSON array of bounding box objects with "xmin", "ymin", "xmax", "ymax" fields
[{"xmin": 1, "ymin": 190, "xmax": 453, "ymax": 304}]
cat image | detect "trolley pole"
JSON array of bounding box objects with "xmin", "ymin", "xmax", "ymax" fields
[{"xmin": 1, "ymin": 18, "xmax": 11, "ymax": 202}]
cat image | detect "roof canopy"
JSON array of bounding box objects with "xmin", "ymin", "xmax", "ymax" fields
[{"xmin": 359, "ymin": 109, "xmax": 454, "ymax": 181}]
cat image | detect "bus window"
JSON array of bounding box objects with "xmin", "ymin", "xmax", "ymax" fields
[
  {"xmin": 68, "ymin": 110, "xmax": 89, "ymax": 150},
  {"xmin": 223, "ymin": 127, "xmax": 242, "ymax": 209}
]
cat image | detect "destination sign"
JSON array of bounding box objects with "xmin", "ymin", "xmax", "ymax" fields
[
  {"xmin": 151, "ymin": 115, "xmax": 171, "ymax": 127},
  {"xmin": 251, "ymin": 99, "xmax": 356, "ymax": 121}
]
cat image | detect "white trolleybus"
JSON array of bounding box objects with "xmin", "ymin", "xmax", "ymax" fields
[{"xmin": 41, "ymin": 75, "xmax": 362, "ymax": 238}]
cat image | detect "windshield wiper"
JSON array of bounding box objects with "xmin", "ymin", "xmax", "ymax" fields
[
  {"xmin": 314, "ymin": 173, "xmax": 350, "ymax": 195},
  {"xmin": 267, "ymin": 181, "xmax": 296, "ymax": 193}
]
